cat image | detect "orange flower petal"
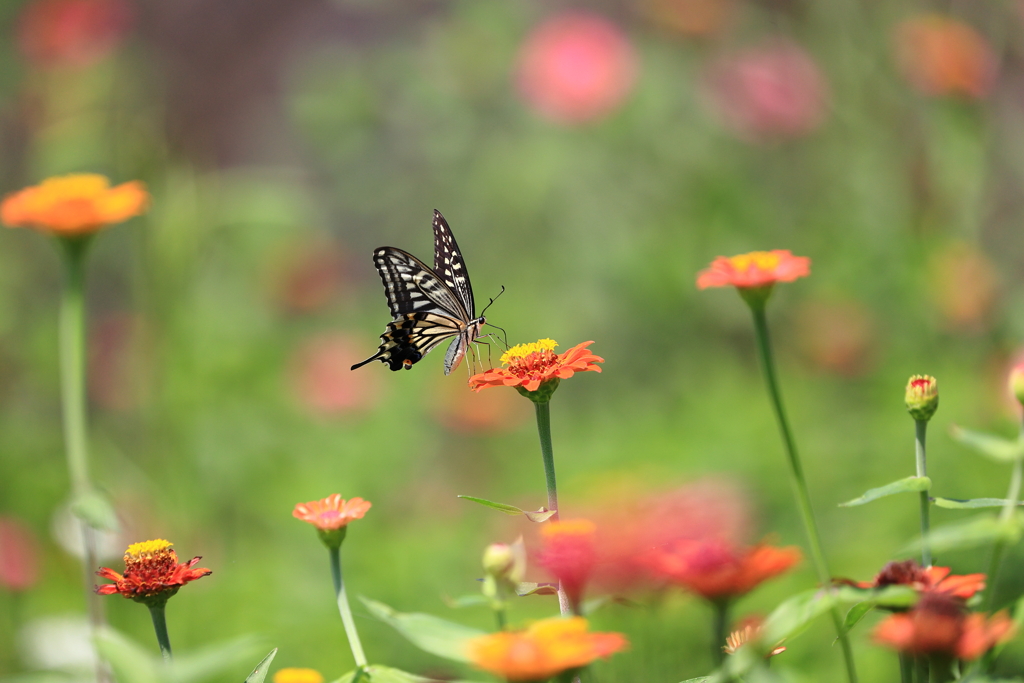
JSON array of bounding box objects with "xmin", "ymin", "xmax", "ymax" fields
[{"xmin": 1, "ymin": 174, "xmax": 149, "ymax": 235}]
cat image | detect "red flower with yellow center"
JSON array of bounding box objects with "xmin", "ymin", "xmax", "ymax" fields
[
  {"xmin": 292, "ymin": 494, "xmax": 371, "ymax": 531},
  {"xmin": 874, "ymin": 593, "xmax": 1014, "ymax": 660},
  {"xmin": 696, "ymin": 251, "xmax": 811, "ymax": 290},
  {"xmin": 1, "ymin": 174, "xmax": 149, "ymax": 236},
  {"xmin": 536, "ymin": 519, "xmax": 597, "ymax": 613},
  {"xmin": 645, "ymin": 538, "xmax": 801, "ymax": 601},
  {"xmin": 468, "ymin": 339, "xmax": 603, "ymax": 399},
  {"xmin": 468, "ymin": 616, "xmax": 627, "ymax": 682},
  {"xmin": 843, "ymin": 559, "xmax": 985, "ymax": 600},
  {"xmin": 96, "ymin": 539, "xmax": 210, "ymax": 607}
]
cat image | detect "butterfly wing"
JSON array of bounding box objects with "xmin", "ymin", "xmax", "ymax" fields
[{"xmin": 432, "ymin": 210, "xmax": 476, "ymax": 318}]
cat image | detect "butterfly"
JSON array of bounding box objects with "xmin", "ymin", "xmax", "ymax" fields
[{"xmin": 351, "ymin": 210, "xmax": 488, "ymax": 375}]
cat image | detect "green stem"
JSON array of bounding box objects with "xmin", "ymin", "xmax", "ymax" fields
[
  {"xmin": 915, "ymin": 657, "xmax": 929, "ymax": 683},
  {"xmin": 147, "ymin": 604, "xmax": 172, "ymax": 662},
  {"xmin": 329, "ymin": 546, "xmax": 368, "ymax": 669},
  {"xmin": 915, "ymin": 420, "xmax": 932, "ymax": 567},
  {"xmin": 928, "ymin": 658, "xmax": 950, "ymax": 683},
  {"xmin": 534, "ymin": 400, "xmax": 572, "ymax": 616},
  {"xmin": 983, "ymin": 418, "xmax": 1024, "ymax": 614},
  {"xmin": 899, "ymin": 653, "xmax": 912, "ymax": 683},
  {"xmin": 494, "ymin": 582, "xmax": 508, "ymax": 631},
  {"xmin": 712, "ymin": 600, "xmax": 729, "ymax": 667},
  {"xmin": 750, "ymin": 306, "xmax": 858, "ymax": 683}
]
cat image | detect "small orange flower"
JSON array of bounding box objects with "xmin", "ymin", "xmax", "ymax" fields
[
  {"xmin": 696, "ymin": 251, "xmax": 811, "ymax": 290},
  {"xmin": 96, "ymin": 539, "xmax": 210, "ymax": 607},
  {"xmin": 843, "ymin": 560, "xmax": 985, "ymax": 601},
  {"xmin": 292, "ymin": 494, "xmax": 371, "ymax": 531},
  {"xmin": 874, "ymin": 593, "xmax": 1014, "ymax": 660},
  {"xmin": 723, "ymin": 616, "xmax": 786, "ymax": 657},
  {"xmin": 645, "ymin": 539, "xmax": 801, "ymax": 600},
  {"xmin": 468, "ymin": 339, "xmax": 603, "ymax": 398},
  {"xmin": 468, "ymin": 617, "xmax": 627, "ymax": 681},
  {"xmin": 536, "ymin": 520, "xmax": 597, "ymax": 613},
  {"xmin": 2, "ymin": 174, "xmax": 149, "ymax": 236},
  {"xmin": 894, "ymin": 15, "xmax": 996, "ymax": 99},
  {"xmin": 272, "ymin": 669, "xmax": 324, "ymax": 683}
]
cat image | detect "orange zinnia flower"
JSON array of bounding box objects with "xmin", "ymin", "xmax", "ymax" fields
[
  {"xmin": 645, "ymin": 538, "xmax": 801, "ymax": 600},
  {"xmin": 843, "ymin": 560, "xmax": 985, "ymax": 601},
  {"xmin": 469, "ymin": 617, "xmax": 627, "ymax": 681},
  {"xmin": 696, "ymin": 251, "xmax": 810, "ymax": 290},
  {"xmin": 894, "ymin": 15, "xmax": 996, "ymax": 99},
  {"xmin": 536, "ymin": 520, "xmax": 597, "ymax": 613},
  {"xmin": 96, "ymin": 539, "xmax": 211, "ymax": 607},
  {"xmin": 874, "ymin": 593, "xmax": 1014, "ymax": 660},
  {"xmin": 468, "ymin": 339, "xmax": 603, "ymax": 399},
  {"xmin": 723, "ymin": 616, "xmax": 786, "ymax": 657},
  {"xmin": 2, "ymin": 174, "xmax": 149, "ymax": 236},
  {"xmin": 293, "ymin": 494, "xmax": 371, "ymax": 531}
]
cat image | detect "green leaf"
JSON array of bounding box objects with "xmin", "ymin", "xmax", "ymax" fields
[
  {"xmin": 360, "ymin": 597, "xmax": 485, "ymax": 662},
  {"xmin": 839, "ymin": 476, "xmax": 931, "ymax": 507},
  {"xmin": 170, "ymin": 637, "xmax": 266, "ymax": 683},
  {"xmin": 762, "ymin": 588, "xmax": 840, "ymax": 644},
  {"xmin": 457, "ymin": 496, "xmax": 556, "ymax": 522},
  {"xmin": 93, "ymin": 627, "xmax": 161, "ymax": 683},
  {"xmin": 907, "ymin": 516, "xmax": 1022, "ymax": 554},
  {"xmin": 242, "ymin": 649, "xmax": 277, "ymax": 683},
  {"xmin": 444, "ymin": 594, "xmax": 491, "ymax": 608},
  {"xmin": 71, "ymin": 490, "xmax": 120, "ymax": 531},
  {"xmin": 677, "ymin": 679, "xmax": 711, "ymax": 683},
  {"xmin": 515, "ymin": 581, "xmax": 559, "ymax": 597},
  {"xmin": 839, "ymin": 602, "xmax": 874, "ymax": 638},
  {"xmin": 951, "ymin": 426, "xmax": 1024, "ymax": 463},
  {"xmin": 933, "ymin": 497, "xmax": 1024, "ymax": 509}
]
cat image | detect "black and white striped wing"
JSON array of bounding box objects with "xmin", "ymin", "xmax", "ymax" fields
[{"xmin": 432, "ymin": 210, "xmax": 475, "ymax": 318}]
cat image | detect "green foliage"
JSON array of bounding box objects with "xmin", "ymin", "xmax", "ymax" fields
[
  {"xmin": 951, "ymin": 427, "xmax": 1024, "ymax": 463},
  {"xmin": 360, "ymin": 598, "xmax": 485, "ymax": 663},
  {"xmin": 839, "ymin": 476, "xmax": 931, "ymax": 507},
  {"xmin": 457, "ymin": 496, "xmax": 556, "ymax": 522}
]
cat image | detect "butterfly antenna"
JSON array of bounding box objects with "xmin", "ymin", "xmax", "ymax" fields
[{"xmin": 480, "ymin": 285, "xmax": 506, "ymax": 317}]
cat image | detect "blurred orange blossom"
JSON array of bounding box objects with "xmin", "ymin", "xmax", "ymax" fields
[
  {"xmin": 468, "ymin": 339, "xmax": 603, "ymax": 393},
  {"xmin": 468, "ymin": 616, "xmax": 627, "ymax": 681},
  {"xmin": 536, "ymin": 519, "xmax": 597, "ymax": 612},
  {"xmin": 645, "ymin": 539, "xmax": 801, "ymax": 600},
  {"xmin": 292, "ymin": 494, "xmax": 371, "ymax": 532},
  {"xmin": 842, "ymin": 560, "xmax": 984, "ymax": 600},
  {"xmin": 894, "ymin": 15, "xmax": 997, "ymax": 99},
  {"xmin": 2, "ymin": 174, "xmax": 149, "ymax": 236},
  {"xmin": 96, "ymin": 539, "xmax": 210, "ymax": 606},
  {"xmin": 697, "ymin": 251, "xmax": 810, "ymax": 290},
  {"xmin": 874, "ymin": 593, "xmax": 1013, "ymax": 659}
]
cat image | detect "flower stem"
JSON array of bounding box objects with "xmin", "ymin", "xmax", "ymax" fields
[
  {"xmin": 914, "ymin": 420, "xmax": 932, "ymax": 567},
  {"xmin": 749, "ymin": 306, "xmax": 858, "ymax": 683},
  {"xmin": 982, "ymin": 418, "xmax": 1024, "ymax": 614},
  {"xmin": 712, "ymin": 600, "xmax": 729, "ymax": 666},
  {"xmin": 899, "ymin": 653, "xmax": 912, "ymax": 683},
  {"xmin": 329, "ymin": 545, "xmax": 368, "ymax": 669},
  {"xmin": 147, "ymin": 604, "xmax": 172, "ymax": 662},
  {"xmin": 916, "ymin": 656, "xmax": 929, "ymax": 682},
  {"xmin": 534, "ymin": 400, "xmax": 572, "ymax": 616}
]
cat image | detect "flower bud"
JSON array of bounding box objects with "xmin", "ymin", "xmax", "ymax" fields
[
  {"xmin": 905, "ymin": 375, "xmax": 939, "ymax": 421},
  {"xmin": 1009, "ymin": 363, "xmax": 1024, "ymax": 408},
  {"xmin": 483, "ymin": 543, "xmax": 515, "ymax": 578}
]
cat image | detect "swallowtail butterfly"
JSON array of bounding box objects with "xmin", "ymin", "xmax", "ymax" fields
[{"xmin": 351, "ymin": 210, "xmax": 486, "ymax": 375}]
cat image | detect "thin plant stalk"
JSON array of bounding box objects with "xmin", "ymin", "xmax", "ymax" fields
[
  {"xmin": 915, "ymin": 420, "xmax": 932, "ymax": 567},
  {"xmin": 147, "ymin": 604, "xmax": 172, "ymax": 663},
  {"xmin": 899, "ymin": 653, "xmax": 912, "ymax": 683},
  {"xmin": 916, "ymin": 657, "xmax": 929, "ymax": 683},
  {"xmin": 534, "ymin": 400, "xmax": 572, "ymax": 616},
  {"xmin": 750, "ymin": 306, "xmax": 858, "ymax": 683},
  {"xmin": 712, "ymin": 601, "xmax": 729, "ymax": 667},
  {"xmin": 329, "ymin": 546, "xmax": 368, "ymax": 669},
  {"xmin": 982, "ymin": 417, "xmax": 1024, "ymax": 614}
]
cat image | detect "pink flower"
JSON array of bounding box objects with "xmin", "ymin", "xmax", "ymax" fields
[
  {"xmin": 515, "ymin": 12, "xmax": 638, "ymax": 124},
  {"xmin": 702, "ymin": 38, "xmax": 829, "ymax": 142},
  {"xmin": 288, "ymin": 333, "xmax": 379, "ymax": 416},
  {"xmin": 17, "ymin": 0, "xmax": 133, "ymax": 69},
  {"xmin": 0, "ymin": 516, "xmax": 40, "ymax": 591}
]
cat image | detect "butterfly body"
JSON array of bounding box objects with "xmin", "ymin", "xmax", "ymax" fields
[{"xmin": 351, "ymin": 211, "xmax": 486, "ymax": 375}]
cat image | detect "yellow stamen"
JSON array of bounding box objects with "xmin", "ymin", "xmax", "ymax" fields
[
  {"xmin": 728, "ymin": 252, "xmax": 781, "ymax": 272},
  {"xmin": 125, "ymin": 539, "xmax": 173, "ymax": 558},
  {"xmin": 501, "ymin": 339, "xmax": 558, "ymax": 364}
]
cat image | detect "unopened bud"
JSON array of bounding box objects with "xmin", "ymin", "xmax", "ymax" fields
[
  {"xmin": 905, "ymin": 375, "xmax": 938, "ymax": 421},
  {"xmin": 483, "ymin": 543, "xmax": 515, "ymax": 578},
  {"xmin": 1009, "ymin": 363, "xmax": 1024, "ymax": 407}
]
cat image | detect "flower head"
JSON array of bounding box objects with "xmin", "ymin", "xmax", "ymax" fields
[
  {"xmin": 96, "ymin": 539, "xmax": 210, "ymax": 607},
  {"xmin": 17, "ymin": 0, "xmax": 133, "ymax": 69},
  {"xmin": 645, "ymin": 539, "xmax": 801, "ymax": 601},
  {"xmin": 468, "ymin": 340, "xmax": 603, "ymax": 401},
  {"xmin": 874, "ymin": 593, "xmax": 1013, "ymax": 659},
  {"xmin": 536, "ymin": 520, "xmax": 597, "ymax": 612},
  {"xmin": 905, "ymin": 375, "xmax": 939, "ymax": 421},
  {"xmin": 2, "ymin": 174, "xmax": 149, "ymax": 236},
  {"xmin": 293, "ymin": 494, "xmax": 371, "ymax": 549},
  {"xmin": 272, "ymin": 669, "xmax": 323, "ymax": 683},
  {"xmin": 894, "ymin": 15, "xmax": 996, "ymax": 99},
  {"xmin": 723, "ymin": 616, "xmax": 786, "ymax": 657},
  {"xmin": 0, "ymin": 516, "xmax": 40, "ymax": 592},
  {"xmin": 843, "ymin": 560, "xmax": 984, "ymax": 601},
  {"xmin": 697, "ymin": 251, "xmax": 811, "ymax": 291},
  {"xmin": 468, "ymin": 616, "xmax": 627, "ymax": 681}
]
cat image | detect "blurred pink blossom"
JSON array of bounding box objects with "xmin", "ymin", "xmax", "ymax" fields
[
  {"xmin": 0, "ymin": 516, "xmax": 40, "ymax": 591},
  {"xmin": 289, "ymin": 333, "xmax": 379, "ymax": 416},
  {"xmin": 270, "ymin": 240, "xmax": 348, "ymax": 314},
  {"xmin": 702, "ymin": 38, "xmax": 829, "ymax": 142},
  {"xmin": 17, "ymin": 0, "xmax": 133, "ymax": 69},
  {"xmin": 88, "ymin": 312, "xmax": 150, "ymax": 412},
  {"xmin": 515, "ymin": 12, "xmax": 638, "ymax": 124}
]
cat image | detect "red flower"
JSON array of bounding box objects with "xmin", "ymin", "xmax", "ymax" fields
[
  {"xmin": 697, "ymin": 251, "xmax": 810, "ymax": 290},
  {"xmin": 17, "ymin": 0, "xmax": 133, "ymax": 69},
  {"xmin": 536, "ymin": 520, "xmax": 597, "ymax": 613},
  {"xmin": 843, "ymin": 560, "xmax": 985, "ymax": 601},
  {"xmin": 469, "ymin": 616, "xmax": 627, "ymax": 681},
  {"xmin": 645, "ymin": 538, "xmax": 801, "ymax": 600},
  {"xmin": 292, "ymin": 494, "xmax": 371, "ymax": 532},
  {"xmin": 515, "ymin": 12, "xmax": 638, "ymax": 124},
  {"xmin": 96, "ymin": 539, "xmax": 210, "ymax": 607},
  {"xmin": 0, "ymin": 516, "xmax": 40, "ymax": 592},
  {"xmin": 874, "ymin": 593, "xmax": 1013, "ymax": 660},
  {"xmin": 468, "ymin": 339, "xmax": 603, "ymax": 398}
]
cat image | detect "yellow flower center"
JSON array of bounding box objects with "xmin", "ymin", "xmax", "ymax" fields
[
  {"xmin": 273, "ymin": 669, "xmax": 324, "ymax": 683},
  {"xmin": 541, "ymin": 519, "xmax": 597, "ymax": 539},
  {"xmin": 728, "ymin": 252, "xmax": 781, "ymax": 272},
  {"xmin": 125, "ymin": 539, "xmax": 173, "ymax": 559},
  {"xmin": 501, "ymin": 339, "xmax": 558, "ymax": 365}
]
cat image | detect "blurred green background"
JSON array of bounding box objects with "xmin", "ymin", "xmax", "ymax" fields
[{"xmin": 2, "ymin": 0, "xmax": 1024, "ymax": 680}]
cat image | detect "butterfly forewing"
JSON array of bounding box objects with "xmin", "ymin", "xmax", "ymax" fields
[
  {"xmin": 372, "ymin": 247, "xmax": 466, "ymax": 319},
  {"xmin": 432, "ymin": 210, "xmax": 475, "ymax": 318}
]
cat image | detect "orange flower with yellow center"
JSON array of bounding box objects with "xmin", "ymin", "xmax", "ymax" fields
[
  {"xmin": 468, "ymin": 617, "xmax": 627, "ymax": 682},
  {"xmin": 468, "ymin": 339, "xmax": 603, "ymax": 399},
  {"xmin": 696, "ymin": 251, "xmax": 811, "ymax": 290},
  {"xmin": 1, "ymin": 174, "xmax": 149, "ymax": 236},
  {"xmin": 293, "ymin": 494, "xmax": 371, "ymax": 531},
  {"xmin": 96, "ymin": 539, "xmax": 211, "ymax": 607}
]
